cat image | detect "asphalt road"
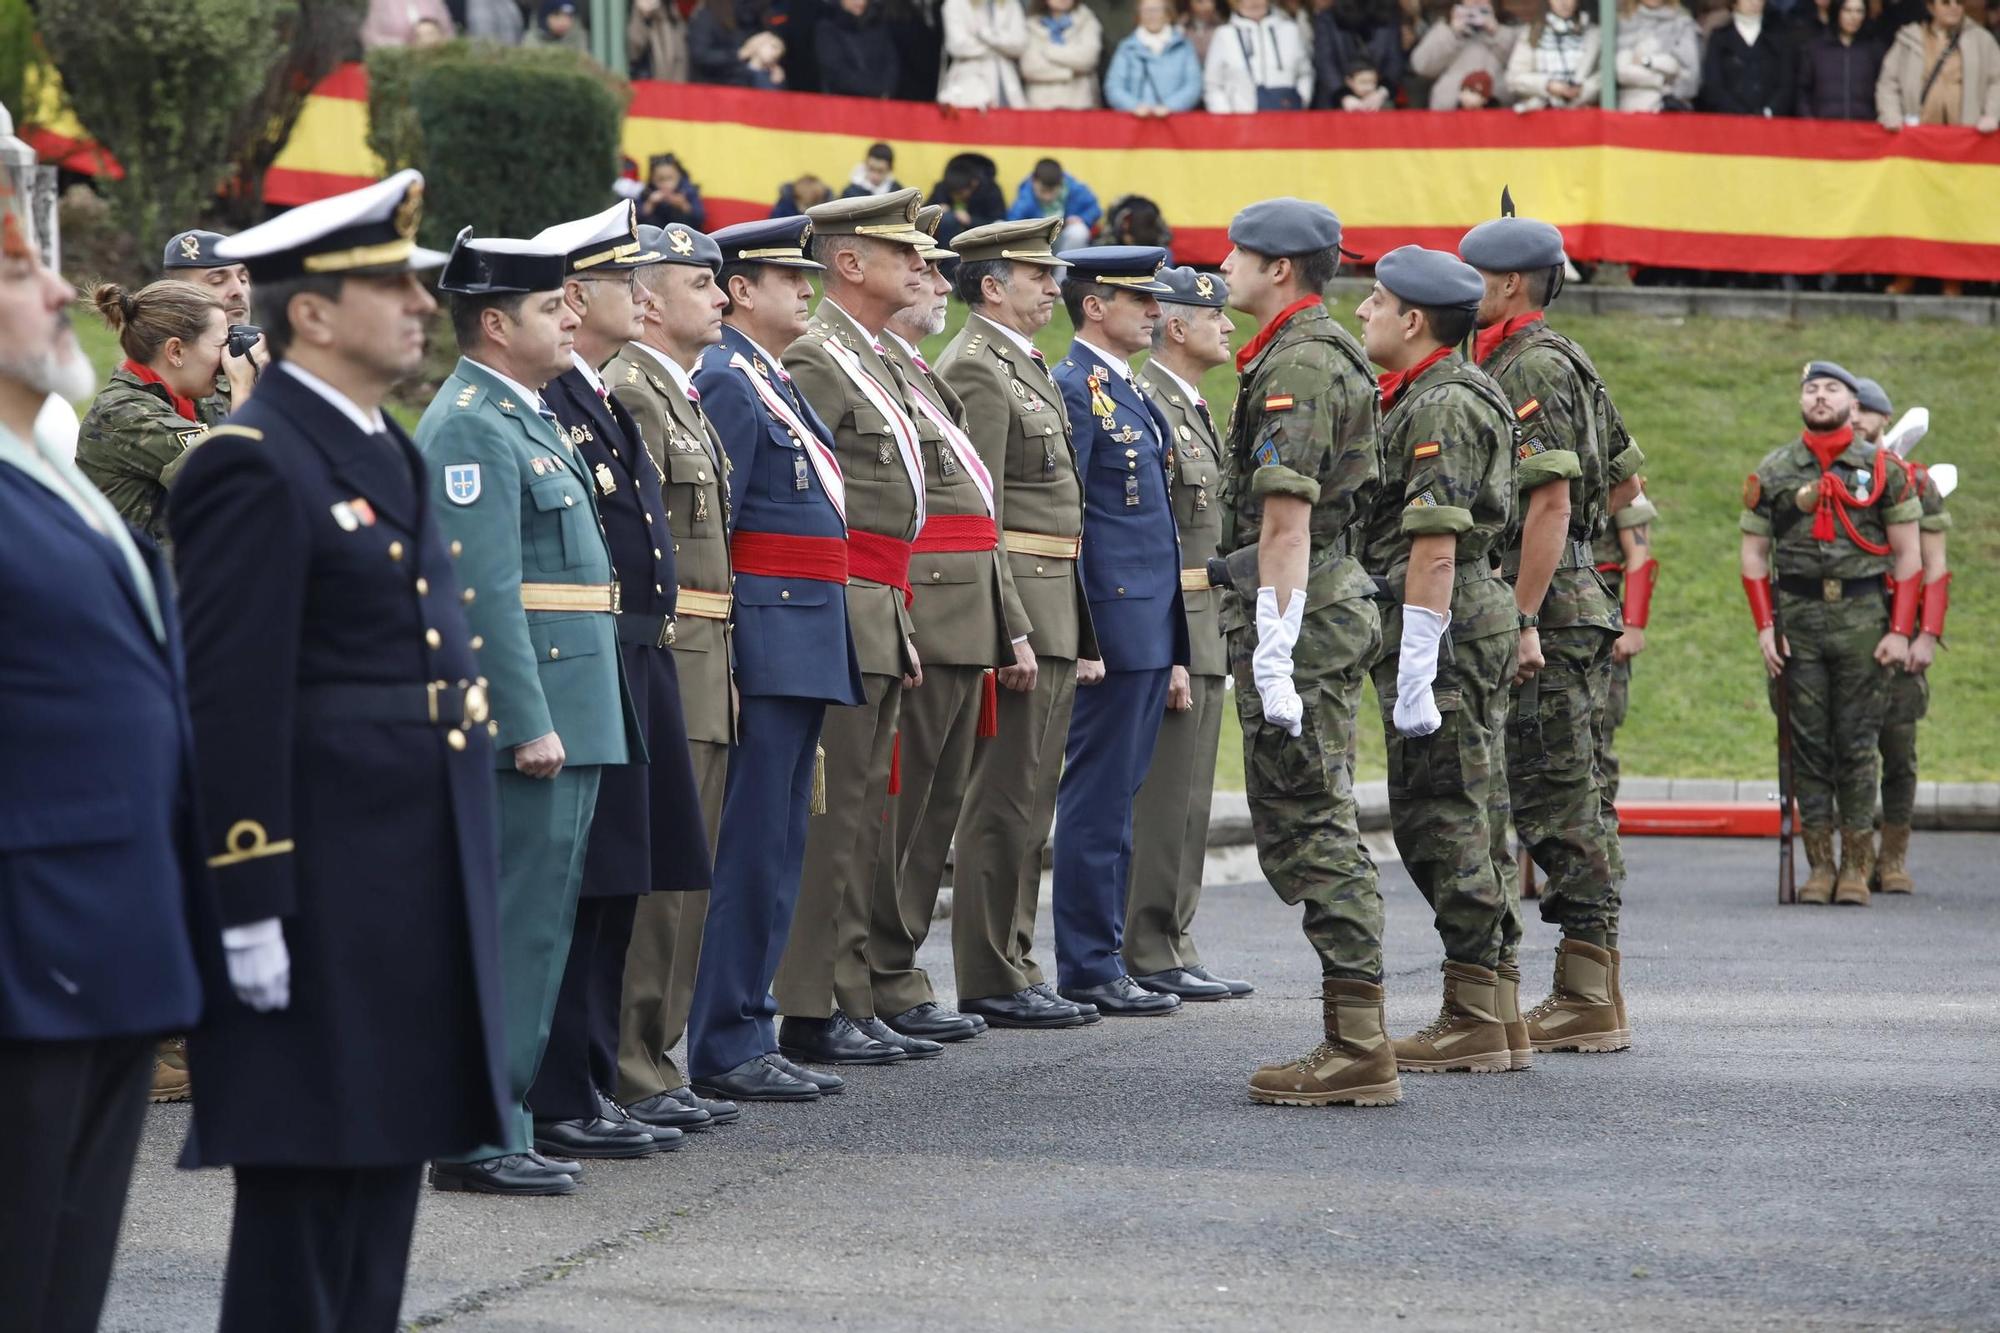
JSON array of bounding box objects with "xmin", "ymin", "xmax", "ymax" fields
[{"xmin": 104, "ymin": 834, "xmax": 2000, "ymax": 1331}]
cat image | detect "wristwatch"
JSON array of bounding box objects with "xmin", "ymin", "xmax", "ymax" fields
[{"xmin": 1517, "ymin": 611, "xmax": 1540, "ymax": 629}]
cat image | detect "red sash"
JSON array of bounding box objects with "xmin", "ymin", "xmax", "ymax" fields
[
  {"xmin": 730, "ymin": 531, "xmax": 850, "ymax": 583},
  {"xmin": 912, "ymin": 514, "xmax": 999, "ymax": 553},
  {"xmin": 847, "ymin": 529, "xmax": 915, "ymax": 604}
]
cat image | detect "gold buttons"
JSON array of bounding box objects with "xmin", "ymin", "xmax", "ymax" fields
[
  {"xmin": 465, "ymin": 683, "xmax": 490, "ymax": 724},
  {"xmin": 487, "ymin": 721, "xmax": 500, "ymax": 738},
  {"xmin": 425, "ymin": 628, "xmax": 442, "ymax": 649},
  {"xmin": 549, "ymin": 646, "xmax": 561, "ymax": 659},
  {"xmin": 462, "ymin": 588, "xmax": 476, "ymax": 605},
  {"xmin": 446, "ymin": 729, "xmax": 467, "ymax": 751},
  {"xmin": 414, "ymin": 577, "xmax": 429, "ymax": 596},
  {"xmin": 644, "ymin": 512, "xmax": 653, "ymax": 524},
  {"xmin": 653, "ymin": 548, "xmax": 662, "ymax": 559},
  {"xmin": 450, "ymin": 540, "xmax": 463, "ymax": 557},
  {"xmin": 470, "ymin": 635, "xmax": 484, "ymax": 651},
  {"xmin": 1116, "ymin": 586, "xmax": 1127, "ymax": 596},
  {"xmin": 697, "ymin": 470, "xmax": 708, "ymax": 481},
  {"xmin": 388, "ymin": 541, "xmax": 405, "ymax": 562}
]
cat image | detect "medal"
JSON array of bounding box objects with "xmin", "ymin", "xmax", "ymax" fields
[{"xmin": 594, "ymin": 462, "xmax": 617, "ymax": 496}]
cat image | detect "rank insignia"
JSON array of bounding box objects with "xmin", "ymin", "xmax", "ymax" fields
[
  {"xmin": 1264, "ymin": 394, "xmax": 1295, "ymax": 412},
  {"xmin": 496, "ymin": 398, "xmax": 515, "ymax": 413},
  {"xmin": 595, "ymin": 462, "xmax": 618, "ymax": 495},
  {"xmin": 1515, "ymin": 397, "xmax": 1541, "ymax": 420},
  {"xmin": 1414, "ymin": 441, "xmax": 1442, "ymax": 460},
  {"xmin": 626, "ymin": 363, "xmax": 641, "ymax": 384},
  {"xmin": 445, "ymin": 464, "xmax": 481, "ymax": 505},
  {"xmin": 1742, "ymin": 473, "xmax": 1762, "ymax": 509}
]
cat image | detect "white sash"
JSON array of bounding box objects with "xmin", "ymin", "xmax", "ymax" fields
[
  {"xmin": 728, "ymin": 351, "xmax": 845, "ymax": 523},
  {"xmin": 906, "ymin": 385, "xmax": 995, "ymax": 519},
  {"xmin": 820, "ymin": 335, "xmax": 927, "ymax": 531}
]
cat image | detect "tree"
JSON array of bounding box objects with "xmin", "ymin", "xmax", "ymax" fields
[{"xmin": 220, "ymin": 0, "xmax": 365, "ymax": 226}]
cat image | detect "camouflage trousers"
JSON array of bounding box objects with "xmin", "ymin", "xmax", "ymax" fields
[
  {"xmin": 1877, "ymin": 667, "xmax": 1929, "ymax": 826},
  {"xmin": 1229, "ymin": 593, "xmax": 1384, "ymax": 983},
  {"xmin": 1502, "ymin": 626, "xmax": 1624, "ymax": 953},
  {"xmin": 1594, "ymin": 656, "xmax": 1631, "ymax": 804},
  {"xmin": 1371, "ymin": 618, "xmax": 1518, "ymax": 972},
  {"xmin": 1768, "ymin": 592, "xmax": 1892, "ymax": 832}
]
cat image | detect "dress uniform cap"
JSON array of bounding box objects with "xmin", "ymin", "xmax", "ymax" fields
[
  {"xmin": 1227, "ymin": 197, "xmax": 1342, "ymax": 258},
  {"xmin": 805, "ymin": 187, "xmax": 933, "ymax": 248},
  {"xmin": 913, "ymin": 205, "xmax": 958, "ymax": 262},
  {"xmin": 1458, "ymin": 216, "xmax": 1566, "ymax": 273},
  {"xmin": 1801, "ymin": 359, "xmax": 1860, "ymax": 394},
  {"xmin": 947, "ymin": 216, "xmax": 1065, "ymax": 268},
  {"xmin": 1374, "ymin": 245, "xmax": 1485, "ymax": 310},
  {"xmin": 532, "ymin": 200, "xmax": 665, "ymax": 276},
  {"xmin": 1057, "ymin": 245, "xmax": 1173, "ymax": 293},
  {"xmin": 1156, "ymin": 264, "xmax": 1227, "ymax": 308},
  {"xmin": 711, "ymin": 215, "xmax": 825, "ymax": 270},
  {"xmin": 213, "ymin": 168, "xmax": 447, "ymax": 283},
  {"xmin": 1854, "ymin": 376, "xmax": 1892, "ymax": 416},
  {"xmin": 435, "ymin": 228, "xmax": 569, "ymax": 295},
  {"xmin": 162, "ymin": 229, "xmax": 231, "ymax": 271},
  {"xmin": 639, "ymin": 222, "xmax": 721, "ymax": 271}
]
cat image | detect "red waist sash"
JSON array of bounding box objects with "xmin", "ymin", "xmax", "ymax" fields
[
  {"xmin": 847, "ymin": 529, "xmax": 915, "ymax": 604},
  {"xmin": 912, "ymin": 513, "xmax": 1000, "ymax": 554},
  {"xmin": 730, "ymin": 531, "xmax": 850, "ymax": 583}
]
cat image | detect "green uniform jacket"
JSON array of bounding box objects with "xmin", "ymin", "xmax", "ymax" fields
[
  {"xmin": 1738, "ymin": 436, "xmax": 1922, "ymax": 579},
  {"xmin": 76, "ymin": 366, "xmax": 221, "ymax": 549},
  {"xmin": 414, "ymin": 357, "xmax": 638, "ymax": 767},
  {"xmin": 1136, "ymin": 361, "xmax": 1227, "ymax": 678}
]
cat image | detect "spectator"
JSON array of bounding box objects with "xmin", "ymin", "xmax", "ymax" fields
[
  {"xmin": 818, "ymin": 0, "xmax": 903, "ymax": 96},
  {"xmin": 1506, "ymin": 0, "xmax": 1600, "ymax": 107},
  {"xmin": 1877, "ymin": 0, "xmax": 2000, "ymax": 129},
  {"xmin": 1006, "ymin": 156, "xmax": 1101, "ymax": 250},
  {"xmin": 841, "ymin": 143, "xmax": 902, "ymax": 197},
  {"xmin": 940, "ymin": 0, "xmax": 1030, "ymax": 106},
  {"xmin": 1185, "ymin": 0, "xmax": 1228, "ymax": 62},
  {"xmin": 1022, "ymin": 0, "xmax": 1106, "ymax": 106},
  {"xmin": 1797, "ymin": 0, "xmax": 1883, "ymax": 115},
  {"xmin": 927, "ymin": 152, "xmax": 1009, "ymax": 248},
  {"xmin": 629, "ymin": 0, "xmax": 692, "ymax": 80},
  {"xmin": 1311, "ymin": 0, "xmax": 1406, "ymax": 107},
  {"xmin": 1103, "ymin": 193, "xmax": 1175, "ymax": 256},
  {"xmin": 1339, "ymin": 56, "xmax": 1396, "ymax": 104},
  {"xmin": 1205, "ymin": 0, "xmax": 1314, "ymax": 110},
  {"xmin": 1614, "ymin": 0, "xmax": 1702, "ymax": 109},
  {"xmin": 773, "ymin": 173, "xmax": 833, "ymax": 216},
  {"xmin": 639, "ymin": 153, "xmax": 709, "ymax": 229},
  {"xmin": 361, "ymin": 0, "xmax": 455, "ymax": 48},
  {"xmin": 1410, "ymin": 0, "xmax": 1521, "ymax": 107},
  {"xmin": 1456, "ymin": 64, "xmax": 1498, "ymax": 101},
  {"xmin": 524, "ymin": 0, "xmax": 590, "ymax": 49},
  {"xmin": 461, "ymin": 0, "xmax": 524, "ymax": 43},
  {"xmin": 1700, "ymin": 0, "xmax": 1797, "ymax": 113},
  {"xmin": 690, "ymin": 0, "xmax": 788, "ymax": 86},
  {"xmin": 886, "ymin": 0, "xmax": 949, "ymax": 101},
  {"xmin": 410, "ymin": 15, "xmax": 449, "ymax": 44},
  {"xmin": 1107, "ymin": 0, "xmax": 1207, "ymax": 112}
]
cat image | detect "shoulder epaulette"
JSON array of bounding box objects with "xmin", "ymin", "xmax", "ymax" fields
[{"xmin": 452, "ymin": 379, "xmax": 485, "ymax": 411}]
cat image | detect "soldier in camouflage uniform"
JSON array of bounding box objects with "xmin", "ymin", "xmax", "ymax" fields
[
  {"xmin": 1461, "ymin": 214, "xmax": 1632, "ymax": 1059},
  {"xmin": 162, "ymin": 227, "xmax": 264, "ymax": 420},
  {"xmin": 1739, "ymin": 361, "xmax": 1923, "ymax": 906},
  {"xmin": 1213, "ymin": 201, "xmax": 1396, "ymax": 1107},
  {"xmin": 1354, "ymin": 247, "xmax": 1520, "ymax": 1077},
  {"xmin": 1593, "ymin": 476, "xmax": 1656, "ymax": 804}
]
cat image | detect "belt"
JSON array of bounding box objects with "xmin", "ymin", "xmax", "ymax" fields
[
  {"xmin": 617, "ymin": 613, "xmax": 678, "ymax": 648},
  {"xmin": 298, "ymin": 680, "xmax": 490, "ymax": 732},
  {"xmin": 847, "ymin": 529, "xmax": 914, "ymax": 599},
  {"xmin": 1180, "ymin": 567, "xmax": 1212, "ymax": 592},
  {"xmin": 1500, "ymin": 539, "xmax": 1594, "ymax": 581},
  {"xmin": 1003, "ymin": 528, "xmax": 1081, "ymax": 560},
  {"xmin": 730, "ymin": 531, "xmax": 849, "ymax": 582},
  {"xmin": 520, "ymin": 582, "xmax": 620, "ymax": 614},
  {"xmin": 676, "ymin": 587, "xmax": 732, "ymax": 620},
  {"xmin": 912, "ymin": 513, "xmax": 999, "ymax": 553},
  {"xmin": 1778, "ymin": 575, "xmax": 1884, "ymax": 603},
  {"xmin": 1595, "ymin": 560, "xmax": 1624, "ymax": 575}
]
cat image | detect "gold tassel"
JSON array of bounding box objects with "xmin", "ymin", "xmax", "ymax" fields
[{"xmin": 810, "ymin": 743, "xmax": 827, "ymax": 815}]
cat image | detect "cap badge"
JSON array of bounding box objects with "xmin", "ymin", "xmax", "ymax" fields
[
  {"xmin": 393, "ymin": 183, "xmax": 423, "ymax": 240},
  {"xmin": 1194, "ymin": 275, "xmax": 1214, "ymax": 299},
  {"xmin": 180, "ymin": 233, "xmax": 202, "ymax": 262},
  {"xmin": 669, "ymin": 228, "xmax": 695, "ymax": 256}
]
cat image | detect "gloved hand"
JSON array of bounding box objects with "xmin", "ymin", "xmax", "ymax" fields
[
  {"xmin": 222, "ymin": 918, "xmax": 291, "ymax": 1012},
  {"xmin": 1253, "ymin": 587, "xmax": 1307, "ymax": 737},
  {"xmin": 1392, "ymin": 605, "xmax": 1452, "ymax": 738}
]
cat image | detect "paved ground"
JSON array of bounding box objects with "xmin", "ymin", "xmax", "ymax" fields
[{"xmin": 106, "ymin": 834, "xmax": 2000, "ymax": 1331}]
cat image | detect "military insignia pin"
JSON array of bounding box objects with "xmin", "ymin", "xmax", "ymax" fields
[
  {"xmin": 1194, "ymin": 275, "xmax": 1215, "ymax": 299},
  {"xmin": 179, "ymin": 233, "xmax": 202, "ymax": 262},
  {"xmin": 669, "ymin": 227, "xmax": 695, "ymax": 256},
  {"xmin": 595, "ymin": 462, "xmax": 618, "ymax": 495},
  {"xmin": 445, "ymin": 464, "xmax": 482, "ymax": 505}
]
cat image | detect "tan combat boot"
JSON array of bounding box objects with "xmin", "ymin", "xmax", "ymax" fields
[
  {"xmin": 1797, "ymin": 827, "xmax": 1837, "ymax": 905},
  {"xmin": 1876, "ymin": 825, "xmax": 1915, "ymax": 894},
  {"xmin": 1834, "ymin": 827, "xmax": 1873, "ymax": 907},
  {"xmin": 1248, "ymin": 980, "xmax": 1403, "ymax": 1106},
  {"xmin": 150, "ymin": 1035, "xmax": 192, "ymax": 1104},
  {"xmin": 1393, "ymin": 962, "xmax": 1512, "ymax": 1073},
  {"xmin": 1609, "ymin": 947, "xmax": 1631, "ymax": 1045},
  {"xmin": 1526, "ymin": 940, "xmax": 1629, "ymax": 1053},
  {"xmin": 1495, "ymin": 961, "xmax": 1532, "ymax": 1070}
]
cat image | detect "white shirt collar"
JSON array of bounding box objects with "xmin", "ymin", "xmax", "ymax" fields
[
  {"xmin": 278, "ymin": 360, "xmax": 387, "ymax": 433},
  {"xmin": 463, "ymin": 358, "xmax": 548, "ymax": 415},
  {"xmin": 1146, "ymin": 357, "xmax": 1204, "ymax": 406},
  {"xmin": 974, "ymin": 311, "xmax": 1044, "ymax": 363},
  {"xmin": 628, "ymin": 340, "xmax": 696, "ymax": 397},
  {"xmin": 728, "ymin": 326, "xmax": 789, "ymax": 374},
  {"xmin": 1074, "ymin": 335, "xmax": 1136, "ymax": 382},
  {"xmin": 570, "ymin": 349, "xmax": 606, "ymax": 396}
]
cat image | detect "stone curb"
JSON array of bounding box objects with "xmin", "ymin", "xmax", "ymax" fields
[{"xmin": 1320, "ymin": 277, "xmax": 1998, "ymax": 326}]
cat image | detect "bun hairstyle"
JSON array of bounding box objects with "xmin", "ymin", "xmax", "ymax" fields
[{"xmin": 88, "ymin": 278, "xmax": 223, "ymax": 365}]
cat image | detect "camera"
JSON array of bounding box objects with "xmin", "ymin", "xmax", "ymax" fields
[{"xmin": 226, "ymin": 324, "xmax": 263, "ymax": 359}]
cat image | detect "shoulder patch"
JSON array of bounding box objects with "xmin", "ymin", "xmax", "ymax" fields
[
  {"xmin": 1515, "ymin": 397, "xmax": 1541, "ymax": 420},
  {"xmin": 1516, "ymin": 438, "xmax": 1546, "ymax": 459},
  {"xmin": 1413, "ymin": 441, "xmax": 1442, "ymax": 460},
  {"xmin": 176, "ymin": 428, "xmax": 205, "ymax": 449},
  {"xmin": 1264, "ymin": 393, "xmax": 1295, "ymax": 412},
  {"xmin": 198, "ymin": 424, "xmax": 264, "ymax": 443},
  {"xmin": 1409, "ymin": 490, "xmax": 1439, "ymax": 508},
  {"xmin": 1254, "ymin": 438, "xmax": 1282, "ymax": 468},
  {"xmin": 1742, "ymin": 472, "xmax": 1761, "ymax": 510},
  {"xmin": 444, "ymin": 464, "xmax": 482, "ymax": 505}
]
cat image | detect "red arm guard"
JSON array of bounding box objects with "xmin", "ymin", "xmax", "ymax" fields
[
  {"xmin": 1623, "ymin": 559, "xmax": 1658, "ymax": 630},
  {"xmin": 1743, "ymin": 575, "xmax": 1774, "ymax": 631},
  {"xmin": 1920, "ymin": 572, "xmax": 1951, "ymax": 639},
  {"xmin": 1888, "ymin": 572, "xmax": 1921, "ymax": 638}
]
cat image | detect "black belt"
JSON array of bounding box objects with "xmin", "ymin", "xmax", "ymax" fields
[
  {"xmin": 298, "ymin": 681, "xmax": 489, "ymax": 728},
  {"xmin": 1777, "ymin": 575, "xmax": 1883, "ymax": 603},
  {"xmin": 1501, "ymin": 539, "xmax": 1594, "ymax": 581},
  {"xmin": 617, "ymin": 612, "xmax": 678, "ymax": 648}
]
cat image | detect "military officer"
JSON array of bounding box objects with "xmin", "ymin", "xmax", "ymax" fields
[
  {"xmin": 904, "ymin": 217, "xmax": 1099, "ymax": 1032},
  {"xmin": 167, "ymin": 172, "xmax": 513, "ymax": 1326},
  {"xmin": 526, "ymin": 202, "xmax": 712, "ymax": 1157},
  {"xmin": 685, "ymin": 217, "xmax": 865, "ymax": 1103},
  {"xmin": 417, "ymin": 228, "xmax": 639, "ymax": 1195},
  {"xmin": 609, "ymin": 223, "xmax": 742, "ymax": 1129},
  {"xmin": 1215, "ymin": 200, "xmax": 1394, "ymax": 1107},
  {"xmin": 1048, "ymin": 246, "xmax": 1190, "ymax": 1016},
  {"xmin": 1127, "ymin": 265, "xmax": 1243, "ymax": 1003},
  {"xmin": 869, "ymin": 206, "xmax": 1009, "ymax": 1046},
  {"xmin": 1461, "ymin": 212, "xmax": 1631, "ymax": 1059},
  {"xmin": 161, "ymin": 227, "xmax": 263, "ymax": 417},
  {"xmin": 1354, "ymin": 246, "xmax": 1520, "ymax": 1076},
  {"xmin": 1740, "ymin": 362, "xmax": 1922, "ymax": 905}
]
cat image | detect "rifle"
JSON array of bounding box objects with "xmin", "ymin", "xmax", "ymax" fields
[{"xmin": 1772, "ymin": 590, "xmax": 1797, "ymax": 904}]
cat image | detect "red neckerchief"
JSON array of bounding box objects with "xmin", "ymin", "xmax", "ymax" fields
[
  {"xmin": 1802, "ymin": 423, "xmax": 1853, "ymax": 473},
  {"xmin": 1234, "ymin": 295, "xmax": 1323, "ymax": 373},
  {"xmin": 1377, "ymin": 345, "xmax": 1453, "ymax": 412},
  {"xmin": 1473, "ymin": 308, "xmax": 1544, "ymax": 366},
  {"xmin": 1800, "ymin": 425, "xmax": 1893, "ymax": 552},
  {"xmin": 121, "ymin": 358, "xmax": 199, "ymax": 423}
]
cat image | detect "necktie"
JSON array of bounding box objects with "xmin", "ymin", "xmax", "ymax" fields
[
  {"xmin": 685, "ymin": 385, "xmax": 701, "ymax": 405},
  {"xmin": 912, "ymin": 351, "xmax": 932, "ymax": 376},
  {"xmin": 537, "ymin": 406, "xmax": 569, "ymax": 451}
]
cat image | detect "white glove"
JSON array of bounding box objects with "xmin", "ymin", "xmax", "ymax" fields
[
  {"xmin": 1252, "ymin": 586, "xmax": 1307, "ymax": 737},
  {"xmin": 222, "ymin": 918, "xmax": 291, "ymax": 1012},
  {"xmin": 1392, "ymin": 605, "xmax": 1451, "ymax": 738}
]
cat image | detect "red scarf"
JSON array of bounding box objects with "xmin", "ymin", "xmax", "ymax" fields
[
  {"xmin": 1472, "ymin": 309, "xmax": 1544, "ymax": 366},
  {"xmin": 1802, "ymin": 423, "xmax": 1853, "ymax": 473},
  {"xmin": 122, "ymin": 358, "xmax": 199, "ymax": 423},
  {"xmin": 1234, "ymin": 295, "xmax": 1322, "ymax": 373},
  {"xmin": 1377, "ymin": 345, "xmax": 1453, "ymax": 412},
  {"xmin": 1800, "ymin": 425, "xmax": 1891, "ymax": 552}
]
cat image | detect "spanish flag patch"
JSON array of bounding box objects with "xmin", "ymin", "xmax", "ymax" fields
[
  {"xmin": 1413, "ymin": 441, "xmax": 1442, "ymax": 460},
  {"xmin": 1515, "ymin": 398, "xmax": 1541, "ymax": 420},
  {"xmin": 1264, "ymin": 394, "xmax": 1295, "ymax": 412}
]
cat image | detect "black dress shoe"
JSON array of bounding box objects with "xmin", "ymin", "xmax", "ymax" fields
[
  {"xmin": 691, "ymin": 1055, "xmax": 820, "ymax": 1102},
  {"xmin": 596, "ymin": 1089, "xmax": 685, "ymax": 1150},
  {"xmin": 1060, "ymin": 975, "xmax": 1181, "ymax": 1016},
  {"xmin": 534, "ymin": 1115, "xmax": 660, "ymax": 1160},
  {"xmin": 430, "ymin": 1153, "xmax": 577, "ymax": 1196},
  {"xmin": 666, "ymin": 1085, "xmax": 740, "ymax": 1125},
  {"xmin": 853, "ymin": 1015, "xmax": 943, "ymax": 1058},
  {"xmin": 1031, "ymin": 980, "xmax": 1100, "ymax": 1024},
  {"xmin": 626, "ymin": 1090, "xmax": 714, "ymax": 1131},
  {"xmin": 768, "ymin": 1052, "xmax": 846, "ymax": 1093},
  {"xmin": 1132, "ymin": 967, "xmax": 1233, "ymax": 1001},
  {"xmin": 529, "ymin": 1149, "xmax": 583, "ymax": 1176},
  {"xmin": 1184, "ymin": 963, "xmax": 1254, "ymax": 997},
  {"xmin": 779, "ymin": 1013, "xmax": 908, "ymax": 1066},
  {"xmin": 885, "ymin": 1001, "xmax": 985, "ymax": 1042},
  {"xmin": 962, "ymin": 987, "xmax": 1088, "ymax": 1029}
]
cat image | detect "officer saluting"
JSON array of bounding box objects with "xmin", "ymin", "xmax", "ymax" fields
[{"xmin": 168, "ymin": 171, "xmax": 512, "ymax": 1327}]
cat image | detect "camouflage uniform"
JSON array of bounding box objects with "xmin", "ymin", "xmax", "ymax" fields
[
  {"xmin": 75, "ymin": 365, "xmax": 221, "ymax": 552},
  {"xmin": 1878, "ymin": 468, "xmax": 1950, "ymax": 826},
  {"xmin": 1590, "ymin": 483, "xmax": 1657, "ymax": 804},
  {"xmin": 1217, "ymin": 302, "xmax": 1384, "ymax": 982},
  {"xmin": 1360, "ymin": 352, "xmax": 1518, "ymax": 970}
]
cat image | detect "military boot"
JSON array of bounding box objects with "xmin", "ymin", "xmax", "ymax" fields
[
  {"xmin": 1609, "ymin": 947, "xmax": 1631, "ymax": 1045},
  {"xmin": 1392, "ymin": 962, "xmax": 1511, "ymax": 1073},
  {"xmin": 1876, "ymin": 824, "xmax": 1915, "ymax": 894},
  {"xmin": 1798, "ymin": 827, "xmax": 1837, "ymax": 905},
  {"xmin": 1495, "ymin": 961, "xmax": 1532, "ymax": 1070},
  {"xmin": 1248, "ymin": 980, "xmax": 1402, "ymax": 1107},
  {"xmin": 1526, "ymin": 940, "xmax": 1629, "ymax": 1053},
  {"xmin": 150, "ymin": 1036, "xmax": 191, "ymax": 1104},
  {"xmin": 1834, "ymin": 827, "xmax": 1874, "ymax": 907}
]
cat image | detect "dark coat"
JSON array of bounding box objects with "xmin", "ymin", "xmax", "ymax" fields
[
  {"xmin": 168, "ymin": 367, "xmax": 509, "ymax": 1167},
  {"xmin": 815, "ymin": 8, "xmax": 901, "ymax": 98},
  {"xmin": 1796, "ymin": 31, "xmax": 1883, "ymax": 118},
  {"xmin": 543, "ymin": 365, "xmax": 712, "ymax": 897},
  {"xmin": 639, "ymin": 182, "xmax": 707, "ymax": 232},
  {"xmin": 1310, "ymin": 7, "xmax": 1406, "ymax": 108},
  {"xmin": 1699, "ymin": 21, "xmax": 1796, "ymax": 115}
]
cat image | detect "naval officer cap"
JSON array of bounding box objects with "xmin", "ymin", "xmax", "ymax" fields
[
  {"xmin": 805, "ymin": 187, "xmax": 936, "ymax": 249},
  {"xmin": 1156, "ymin": 265, "xmax": 1228, "ymax": 308},
  {"xmin": 913, "ymin": 205, "xmax": 958, "ymax": 263},
  {"xmin": 947, "ymin": 216, "xmax": 1065, "ymax": 269},
  {"xmin": 1056, "ymin": 245, "xmax": 1174, "ymax": 294},
  {"xmin": 1227, "ymin": 198, "xmax": 1344, "ymax": 259},
  {"xmin": 162, "ymin": 229, "xmax": 232, "ymax": 271},
  {"xmin": 533, "ymin": 200, "xmax": 665, "ymax": 277},
  {"xmin": 212, "ymin": 168, "xmax": 447, "ymax": 283},
  {"xmin": 1374, "ymin": 245, "xmax": 1485, "ymax": 311},
  {"xmin": 712, "ymin": 216, "xmax": 825, "ymax": 270},
  {"xmin": 436, "ymin": 229, "xmax": 569, "ymax": 295},
  {"xmin": 641, "ymin": 222, "xmax": 721, "ymax": 271},
  {"xmin": 1801, "ymin": 359, "xmax": 1860, "ymax": 394},
  {"xmin": 1854, "ymin": 376, "xmax": 1893, "ymax": 415},
  {"xmin": 1458, "ymin": 216, "xmax": 1567, "ymax": 274}
]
